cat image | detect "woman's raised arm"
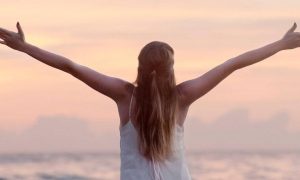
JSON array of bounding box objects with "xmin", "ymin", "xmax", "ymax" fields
[
  {"xmin": 0, "ymin": 22, "xmax": 131, "ymax": 103},
  {"xmin": 177, "ymin": 22, "xmax": 300, "ymax": 107}
]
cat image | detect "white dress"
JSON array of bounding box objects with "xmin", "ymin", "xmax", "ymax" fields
[{"xmin": 119, "ymin": 87, "xmax": 192, "ymax": 180}]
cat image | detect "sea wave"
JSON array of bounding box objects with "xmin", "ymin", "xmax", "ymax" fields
[{"xmin": 0, "ymin": 151, "xmax": 299, "ymax": 180}]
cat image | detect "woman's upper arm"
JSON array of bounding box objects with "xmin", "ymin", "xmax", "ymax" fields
[
  {"xmin": 176, "ymin": 59, "xmax": 237, "ymax": 107},
  {"xmin": 67, "ymin": 62, "xmax": 131, "ymax": 103}
]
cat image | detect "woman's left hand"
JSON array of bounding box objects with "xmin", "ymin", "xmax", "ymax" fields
[
  {"xmin": 281, "ymin": 22, "xmax": 300, "ymax": 50},
  {"xmin": 0, "ymin": 22, "xmax": 26, "ymax": 51}
]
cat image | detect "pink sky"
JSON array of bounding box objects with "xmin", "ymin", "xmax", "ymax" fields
[{"xmin": 0, "ymin": 0, "xmax": 300, "ymax": 152}]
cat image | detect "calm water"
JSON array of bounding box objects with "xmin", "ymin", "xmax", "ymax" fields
[{"xmin": 0, "ymin": 151, "xmax": 299, "ymax": 180}]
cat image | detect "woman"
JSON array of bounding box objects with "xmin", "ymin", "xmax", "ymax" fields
[{"xmin": 0, "ymin": 22, "xmax": 299, "ymax": 180}]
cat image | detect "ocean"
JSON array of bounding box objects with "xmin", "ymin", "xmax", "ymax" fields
[{"xmin": 0, "ymin": 151, "xmax": 299, "ymax": 180}]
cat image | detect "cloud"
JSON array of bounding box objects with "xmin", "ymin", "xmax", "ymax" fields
[
  {"xmin": 0, "ymin": 108, "xmax": 300, "ymax": 154},
  {"xmin": 0, "ymin": 114, "xmax": 119, "ymax": 153},
  {"xmin": 184, "ymin": 108, "xmax": 300, "ymax": 151}
]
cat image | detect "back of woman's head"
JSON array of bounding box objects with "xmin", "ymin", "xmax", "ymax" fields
[{"xmin": 133, "ymin": 41, "xmax": 178, "ymax": 162}]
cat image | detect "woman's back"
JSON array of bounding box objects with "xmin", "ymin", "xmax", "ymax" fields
[{"xmin": 119, "ymin": 87, "xmax": 191, "ymax": 180}]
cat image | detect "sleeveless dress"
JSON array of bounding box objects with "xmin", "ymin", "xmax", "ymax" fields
[{"xmin": 119, "ymin": 87, "xmax": 192, "ymax": 180}]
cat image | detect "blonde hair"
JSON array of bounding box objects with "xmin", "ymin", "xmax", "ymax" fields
[{"xmin": 132, "ymin": 41, "xmax": 178, "ymax": 162}]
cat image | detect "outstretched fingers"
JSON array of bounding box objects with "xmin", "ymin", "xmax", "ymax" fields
[
  {"xmin": 289, "ymin": 22, "xmax": 297, "ymax": 33},
  {"xmin": 0, "ymin": 30, "xmax": 6, "ymax": 45},
  {"xmin": 16, "ymin": 22, "xmax": 25, "ymax": 40},
  {"xmin": 0, "ymin": 27, "xmax": 11, "ymax": 45},
  {"xmin": 284, "ymin": 22, "xmax": 297, "ymax": 38},
  {"xmin": 0, "ymin": 27, "xmax": 10, "ymax": 35}
]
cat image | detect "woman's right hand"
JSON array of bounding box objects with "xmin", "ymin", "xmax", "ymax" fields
[
  {"xmin": 0, "ymin": 22, "xmax": 26, "ymax": 51},
  {"xmin": 281, "ymin": 22, "xmax": 300, "ymax": 50}
]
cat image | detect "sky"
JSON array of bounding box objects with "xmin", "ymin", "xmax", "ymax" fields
[{"xmin": 0, "ymin": 0, "xmax": 300, "ymax": 153}]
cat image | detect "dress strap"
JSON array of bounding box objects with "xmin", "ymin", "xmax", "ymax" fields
[{"xmin": 129, "ymin": 87, "xmax": 135, "ymax": 119}]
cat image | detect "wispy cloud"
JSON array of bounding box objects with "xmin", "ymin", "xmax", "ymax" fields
[
  {"xmin": 0, "ymin": 110, "xmax": 299, "ymax": 153},
  {"xmin": 185, "ymin": 108, "xmax": 300, "ymax": 151},
  {"xmin": 0, "ymin": 114, "xmax": 118, "ymax": 153}
]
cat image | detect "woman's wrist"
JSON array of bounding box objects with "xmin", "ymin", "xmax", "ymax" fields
[
  {"xmin": 18, "ymin": 42, "xmax": 31, "ymax": 53},
  {"xmin": 275, "ymin": 39, "xmax": 289, "ymax": 51}
]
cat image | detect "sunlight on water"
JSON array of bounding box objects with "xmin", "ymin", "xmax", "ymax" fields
[{"xmin": 0, "ymin": 151, "xmax": 299, "ymax": 180}]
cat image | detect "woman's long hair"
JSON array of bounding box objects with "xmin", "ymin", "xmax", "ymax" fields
[{"xmin": 132, "ymin": 41, "xmax": 178, "ymax": 162}]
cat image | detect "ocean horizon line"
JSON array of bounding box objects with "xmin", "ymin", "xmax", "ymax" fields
[{"xmin": 1, "ymin": 149, "xmax": 300, "ymax": 156}]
